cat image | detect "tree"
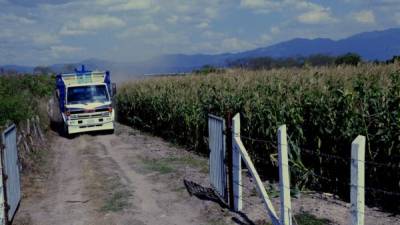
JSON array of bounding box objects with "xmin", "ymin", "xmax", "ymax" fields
[
  {"xmin": 33, "ymin": 66, "xmax": 54, "ymax": 75},
  {"xmin": 194, "ymin": 65, "xmax": 220, "ymax": 75},
  {"xmin": 63, "ymin": 64, "xmax": 76, "ymax": 73},
  {"xmin": 335, "ymin": 53, "xmax": 362, "ymax": 66},
  {"xmin": 386, "ymin": 55, "xmax": 400, "ymax": 64},
  {"xmin": 305, "ymin": 54, "xmax": 336, "ymax": 67}
]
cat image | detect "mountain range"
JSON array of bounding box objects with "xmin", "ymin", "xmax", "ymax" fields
[{"xmin": 2, "ymin": 27, "xmax": 400, "ymax": 79}]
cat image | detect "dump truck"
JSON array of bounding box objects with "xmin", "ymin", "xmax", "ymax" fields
[{"xmin": 53, "ymin": 65, "xmax": 116, "ymax": 136}]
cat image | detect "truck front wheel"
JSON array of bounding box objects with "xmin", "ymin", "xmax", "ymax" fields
[{"xmin": 63, "ymin": 124, "xmax": 73, "ymax": 139}]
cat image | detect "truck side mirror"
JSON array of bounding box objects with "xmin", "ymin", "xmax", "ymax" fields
[{"xmin": 112, "ymin": 83, "xmax": 117, "ymax": 96}]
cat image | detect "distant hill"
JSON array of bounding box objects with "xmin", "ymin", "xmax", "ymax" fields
[
  {"xmin": 0, "ymin": 65, "xmax": 34, "ymax": 73},
  {"xmin": 151, "ymin": 28, "xmax": 400, "ymax": 71},
  {"xmin": 2, "ymin": 27, "xmax": 400, "ymax": 76}
]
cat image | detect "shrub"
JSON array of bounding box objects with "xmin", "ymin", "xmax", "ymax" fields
[
  {"xmin": 0, "ymin": 74, "xmax": 53, "ymax": 126},
  {"xmin": 335, "ymin": 53, "xmax": 362, "ymax": 66}
]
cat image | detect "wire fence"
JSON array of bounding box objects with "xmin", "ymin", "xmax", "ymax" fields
[
  {"xmin": 232, "ymin": 133, "xmax": 400, "ymax": 224},
  {"xmin": 240, "ymin": 135, "xmax": 400, "ymax": 192}
]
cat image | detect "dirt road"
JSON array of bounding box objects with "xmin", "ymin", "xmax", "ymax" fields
[{"xmin": 14, "ymin": 124, "xmax": 228, "ymax": 225}]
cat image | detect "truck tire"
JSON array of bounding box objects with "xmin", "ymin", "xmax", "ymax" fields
[
  {"xmin": 62, "ymin": 123, "xmax": 75, "ymax": 139},
  {"xmin": 48, "ymin": 92, "xmax": 64, "ymax": 133},
  {"xmin": 48, "ymin": 93, "xmax": 62, "ymax": 122}
]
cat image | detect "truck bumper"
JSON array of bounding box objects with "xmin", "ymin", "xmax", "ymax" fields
[
  {"xmin": 68, "ymin": 121, "xmax": 114, "ymax": 134},
  {"xmin": 65, "ymin": 111, "xmax": 115, "ymax": 134}
]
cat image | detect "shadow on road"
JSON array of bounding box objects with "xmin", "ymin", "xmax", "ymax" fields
[{"xmin": 183, "ymin": 179, "xmax": 257, "ymax": 225}]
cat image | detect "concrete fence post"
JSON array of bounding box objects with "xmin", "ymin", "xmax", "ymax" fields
[
  {"xmin": 278, "ymin": 125, "xmax": 292, "ymax": 225},
  {"xmin": 232, "ymin": 113, "xmax": 242, "ymax": 211},
  {"xmin": 350, "ymin": 135, "xmax": 365, "ymax": 225}
]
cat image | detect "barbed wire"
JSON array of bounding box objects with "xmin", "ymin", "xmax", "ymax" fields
[
  {"xmin": 231, "ymin": 143, "xmax": 400, "ymax": 198},
  {"xmin": 240, "ymin": 135, "xmax": 278, "ymax": 148},
  {"xmin": 239, "ymin": 134, "xmax": 400, "ymax": 170},
  {"xmin": 299, "ymin": 147, "xmax": 349, "ymax": 165},
  {"xmin": 237, "ymin": 151, "xmax": 399, "ymax": 199}
]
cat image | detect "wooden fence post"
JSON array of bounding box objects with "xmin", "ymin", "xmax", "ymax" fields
[
  {"xmin": 350, "ymin": 135, "xmax": 365, "ymax": 225},
  {"xmin": 278, "ymin": 125, "xmax": 292, "ymax": 225},
  {"xmin": 232, "ymin": 113, "xmax": 242, "ymax": 211}
]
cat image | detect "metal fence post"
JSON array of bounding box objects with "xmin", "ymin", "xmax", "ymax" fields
[
  {"xmin": 232, "ymin": 113, "xmax": 242, "ymax": 211},
  {"xmin": 351, "ymin": 135, "xmax": 365, "ymax": 225},
  {"xmin": 278, "ymin": 125, "xmax": 292, "ymax": 225},
  {"xmin": 225, "ymin": 113, "xmax": 234, "ymax": 210}
]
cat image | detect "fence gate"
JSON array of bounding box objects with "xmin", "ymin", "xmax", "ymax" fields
[
  {"xmin": 1, "ymin": 124, "xmax": 21, "ymax": 223},
  {"xmin": 208, "ymin": 114, "xmax": 227, "ymax": 201}
]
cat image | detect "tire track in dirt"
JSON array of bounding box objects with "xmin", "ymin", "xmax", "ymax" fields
[
  {"xmin": 15, "ymin": 134, "xmax": 94, "ymax": 225},
  {"xmin": 92, "ymin": 133, "xmax": 210, "ymax": 225}
]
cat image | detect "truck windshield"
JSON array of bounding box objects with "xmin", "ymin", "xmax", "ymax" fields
[{"xmin": 67, "ymin": 85, "xmax": 109, "ymax": 104}]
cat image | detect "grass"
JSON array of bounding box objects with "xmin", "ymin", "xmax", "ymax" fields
[
  {"xmin": 101, "ymin": 190, "xmax": 132, "ymax": 212},
  {"xmin": 25, "ymin": 147, "xmax": 51, "ymax": 174},
  {"xmin": 97, "ymin": 175, "xmax": 133, "ymax": 213},
  {"xmin": 140, "ymin": 155, "xmax": 207, "ymax": 174},
  {"xmin": 294, "ymin": 213, "xmax": 332, "ymax": 225},
  {"xmin": 261, "ymin": 213, "xmax": 331, "ymax": 225},
  {"xmin": 82, "ymin": 148, "xmax": 133, "ymax": 213},
  {"xmin": 141, "ymin": 158, "xmax": 176, "ymax": 174}
]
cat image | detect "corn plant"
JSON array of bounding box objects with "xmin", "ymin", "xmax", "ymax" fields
[{"xmin": 117, "ymin": 64, "xmax": 400, "ymax": 212}]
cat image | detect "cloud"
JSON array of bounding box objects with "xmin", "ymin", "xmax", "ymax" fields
[
  {"xmin": 270, "ymin": 26, "xmax": 280, "ymax": 34},
  {"xmin": 240, "ymin": 0, "xmax": 279, "ymax": 10},
  {"xmin": 10, "ymin": 0, "xmax": 77, "ymax": 7},
  {"xmin": 259, "ymin": 34, "xmax": 272, "ymax": 43},
  {"xmin": 60, "ymin": 15, "xmax": 126, "ymax": 36},
  {"xmin": 32, "ymin": 33, "xmax": 60, "ymax": 45},
  {"xmin": 297, "ymin": 7, "xmax": 337, "ymax": 24},
  {"xmin": 167, "ymin": 15, "xmax": 179, "ymax": 24},
  {"xmin": 0, "ymin": 13, "xmax": 35, "ymax": 24},
  {"xmin": 117, "ymin": 23, "xmax": 160, "ymax": 38},
  {"xmin": 79, "ymin": 15, "xmax": 126, "ymax": 29},
  {"xmin": 240, "ymin": 0, "xmax": 339, "ymax": 26},
  {"xmin": 352, "ymin": 10, "xmax": 376, "ymax": 24},
  {"xmin": 96, "ymin": 0, "xmax": 154, "ymax": 11},
  {"xmin": 196, "ymin": 22, "xmax": 209, "ymax": 29},
  {"xmin": 395, "ymin": 12, "xmax": 400, "ymax": 25},
  {"xmin": 201, "ymin": 30, "xmax": 225, "ymax": 39},
  {"xmin": 50, "ymin": 45, "xmax": 82, "ymax": 57},
  {"xmin": 221, "ymin": 37, "xmax": 256, "ymax": 52}
]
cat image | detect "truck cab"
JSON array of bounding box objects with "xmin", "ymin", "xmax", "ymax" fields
[{"xmin": 56, "ymin": 65, "xmax": 116, "ymax": 135}]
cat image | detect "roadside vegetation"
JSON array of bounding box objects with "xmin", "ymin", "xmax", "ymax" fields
[
  {"xmin": 0, "ymin": 74, "xmax": 53, "ymax": 126},
  {"xmin": 0, "ymin": 73, "xmax": 54, "ymax": 176},
  {"xmin": 117, "ymin": 63, "xmax": 400, "ymax": 212}
]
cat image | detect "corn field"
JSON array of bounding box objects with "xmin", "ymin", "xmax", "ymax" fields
[{"xmin": 116, "ymin": 64, "xmax": 400, "ymax": 211}]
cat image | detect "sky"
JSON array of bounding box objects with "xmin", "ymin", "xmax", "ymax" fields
[{"xmin": 1, "ymin": 0, "xmax": 400, "ymax": 66}]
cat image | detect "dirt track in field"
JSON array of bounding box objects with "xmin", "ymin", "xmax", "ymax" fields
[
  {"xmin": 13, "ymin": 124, "xmax": 231, "ymax": 225},
  {"xmin": 13, "ymin": 123, "xmax": 400, "ymax": 225}
]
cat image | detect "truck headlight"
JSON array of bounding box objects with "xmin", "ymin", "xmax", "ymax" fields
[{"xmin": 102, "ymin": 112, "xmax": 110, "ymax": 117}]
